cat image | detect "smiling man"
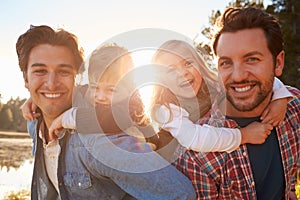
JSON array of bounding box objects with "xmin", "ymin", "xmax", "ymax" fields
[
  {"xmin": 216, "ymin": 28, "xmax": 283, "ymax": 117},
  {"xmin": 175, "ymin": 7, "xmax": 300, "ymax": 200},
  {"xmin": 25, "ymin": 44, "xmax": 77, "ymax": 142}
]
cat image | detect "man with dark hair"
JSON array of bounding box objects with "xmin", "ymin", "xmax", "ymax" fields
[{"xmin": 175, "ymin": 7, "xmax": 300, "ymax": 199}]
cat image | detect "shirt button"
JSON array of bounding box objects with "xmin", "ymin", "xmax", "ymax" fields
[
  {"xmin": 243, "ymin": 151, "xmax": 247, "ymax": 156},
  {"xmin": 78, "ymin": 182, "xmax": 81, "ymax": 187},
  {"xmin": 251, "ymin": 181, "xmax": 255, "ymax": 186},
  {"xmin": 59, "ymin": 182, "xmax": 62, "ymax": 186}
]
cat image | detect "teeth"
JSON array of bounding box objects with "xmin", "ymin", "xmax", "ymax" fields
[
  {"xmin": 44, "ymin": 93, "xmax": 61, "ymax": 98},
  {"xmin": 235, "ymin": 86, "xmax": 251, "ymax": 92}
]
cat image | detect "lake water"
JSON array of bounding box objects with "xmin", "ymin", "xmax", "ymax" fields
[
  {"xmin": 0, "ymin": 131, "xmax": 33, "ymax": 199},
  {"xmin": 0, "ymin": 159, "xmax": 33, "ymax": 199}
]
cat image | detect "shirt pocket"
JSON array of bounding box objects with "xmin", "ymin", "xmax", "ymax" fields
[{"xmin": 64, "ymin": 172, "xmax": 92, "ymax": 189}]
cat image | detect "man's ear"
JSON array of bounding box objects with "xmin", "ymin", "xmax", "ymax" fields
[
  {"xmin": 275, "ymin": 50, "xmax": 284, "ymax": 77},
  {"xmin": 25, "ymin": 81, "xmax": 29, "ymax": 90},
  {"xmin": 23, "ymin": 72, "xmax": 29, "ymax": 89}
]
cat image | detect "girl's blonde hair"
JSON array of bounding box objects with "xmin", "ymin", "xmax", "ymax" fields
[{"xmin": 151, "ymin": 40, "xmax": 219, "ymax": 121}]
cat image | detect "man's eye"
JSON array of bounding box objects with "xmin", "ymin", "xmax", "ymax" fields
[
  {"xmin": 247, "ymin": 57, "xmax": 260, "ymax": 62},
  {"xmin": 33, "ymin": 69, "xmax": 47, "ymax": 75},
  {"xmin": 219, "ymin": 60, "xmax": 232, "ymax": 67},
  {"xmin": 60, "ymin": 70, "xmax": 73, "ymax": 75}
]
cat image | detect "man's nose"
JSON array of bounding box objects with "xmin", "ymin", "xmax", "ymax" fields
[
  {"xmin": 46, "ymin": 72, "xmax": 60, "ymax": 90},
  {"xmin": 231, "ymin": 63, "xmax": 248, "ymax": 82}
]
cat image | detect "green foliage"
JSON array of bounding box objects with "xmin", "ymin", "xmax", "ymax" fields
[
  {"xmin": 0, "ymin": 104, "xmax": 13, "ymax": 129},
  {"xmin": 267, "ymin": 0, "xmax": 300, "ymax": 88},
  {"xmin": 227, "ymin": 0, "xmax": 264, "ymax": 8},
  {"xmin": 0, "ymin": 97, "xmax": 27, "ymax": 132}
]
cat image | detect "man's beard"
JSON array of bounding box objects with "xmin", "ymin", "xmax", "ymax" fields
[{"xmin": 225, "ymin": 79, "xmax": 273, "ymax": 112}]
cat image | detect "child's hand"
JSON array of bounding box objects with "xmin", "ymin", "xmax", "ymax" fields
[
  {"xmin": 20, "ymin": 97, "xmax": 40, "ymax": 120},
  {"xmin": 152, "ymin": 103, "xmax": 187, "ymax": 127},
  {"xmin": 49, "ymin": 113, "xmax": 64, "ymax": 138},
  {"xmin": 261, "ymin": 98, "xmax": 288, "ymax": 127},
  {"xmin": 49, "ymin": 108, "xmax": 77, "ymax": 137},
  {"xmin": 240, "ymin": 121, "xmax": 273, "ymax": 144}
]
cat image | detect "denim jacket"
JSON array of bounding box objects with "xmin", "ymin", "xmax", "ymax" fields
[{"xmin": 27, "ymin": 119, "xmax": 196, "ymax": 200}]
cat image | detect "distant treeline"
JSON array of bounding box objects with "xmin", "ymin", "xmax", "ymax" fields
[{"xmin": 0, "ymin": 97, "xmax": 27, "ymax": 132}]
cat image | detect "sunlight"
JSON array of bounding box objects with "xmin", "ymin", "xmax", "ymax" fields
[
  {"xmin": 131, "ymin": 49, "xmax": 157, "ymax": 112},
  {"xmin": 0, "ymin": 159, "xmax": 33, "ymax": 199}
]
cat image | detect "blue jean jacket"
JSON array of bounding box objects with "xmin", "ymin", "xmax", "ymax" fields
[{"xmin": 27, "ymin": 120, "xmax": 196, "ymax": 200}]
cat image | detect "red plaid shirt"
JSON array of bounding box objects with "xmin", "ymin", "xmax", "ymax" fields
[{"xmin": 174, "ymin": 86, "xmax": 300, "ymax": 200}]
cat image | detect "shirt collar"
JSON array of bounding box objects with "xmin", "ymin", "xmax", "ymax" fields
[{"xmin": 38, "ymin": 120, "xmax": 67, "ymax": 148}]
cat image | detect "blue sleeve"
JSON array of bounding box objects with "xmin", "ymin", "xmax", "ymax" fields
[
  {"xmin": 84, "ymin": 134, "xmax": 196, "ymax": 200},
  {"xmin": 27, "ymin": 120, "xmax": 37, "ymax": 155}
]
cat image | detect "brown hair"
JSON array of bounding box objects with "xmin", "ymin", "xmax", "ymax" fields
[
  {"xmin": 16, "ymin": 25, "xmax": 84, "ymax": 81},
  {"xmin": 87, "ymin": 43, "xmax": 131, "ymax": 85},
  {"xmin": 212, "ymin": 7, "xmax": 283, "ymax": 61},
  {"xmin": 88, "ymin": 43, "xmax": 149, "ymax": 126}
]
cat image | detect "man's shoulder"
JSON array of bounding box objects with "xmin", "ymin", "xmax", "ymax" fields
[
  {"xmin": 286, "ymin": 86, "xmax": 300, "ymax": 97},
  {"xmin": 286, "ymin": 86, "xmax": 300, "ymax": 107}
]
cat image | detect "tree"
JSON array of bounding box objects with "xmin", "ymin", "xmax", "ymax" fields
[
  {"xmin": 0, "ymin": 93, "xmax": 3, "ymax": 111},
  {"xmin": 0, "ymin": 104, "xmax": 14, "ymax": 129},
  {"xmin": 266, "ymin": 0, "xmax": 300, "ymax": 88},
  {"xmin": 0, "ymin": 97, "xmax": 27, "ymax": 132}
]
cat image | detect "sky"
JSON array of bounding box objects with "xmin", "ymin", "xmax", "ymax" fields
[{"xmin": 0, "ymin": 0, "xmax": 271, "ymax": 104}]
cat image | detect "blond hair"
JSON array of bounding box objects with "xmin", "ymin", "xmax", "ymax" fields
[{"xmin": 151, "ymin": 40, "xmax": 219, "ymax": 120}]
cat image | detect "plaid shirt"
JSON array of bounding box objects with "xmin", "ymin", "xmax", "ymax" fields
[{"xmin": 174, "ymin": 86, "xmax": 300, "ymax": 200}]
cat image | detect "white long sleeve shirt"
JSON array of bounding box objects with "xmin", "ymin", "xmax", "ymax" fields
[{"xmin": 154, "ymin": 77, "xmax": 293, "ymax": 153}]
